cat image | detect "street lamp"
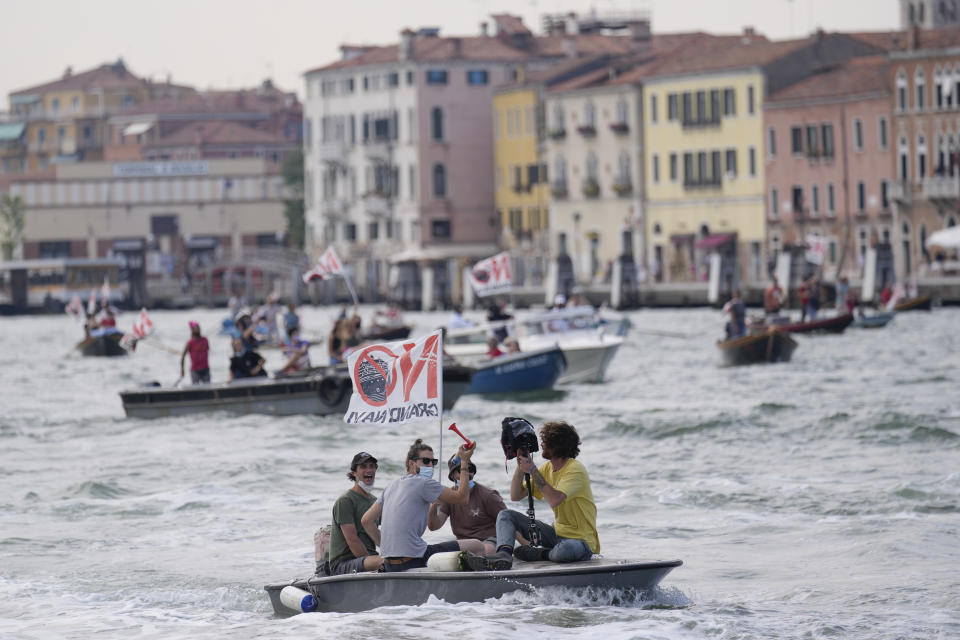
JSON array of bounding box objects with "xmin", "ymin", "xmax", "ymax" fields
[{"xmin": 572, "ymin": 211, "xmax": 581, "ymax": 282}]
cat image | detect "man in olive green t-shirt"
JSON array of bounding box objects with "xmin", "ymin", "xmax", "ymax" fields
[
  {"xmin": 327, "ymin": 452, "xmax": 384, "ymax": 574},
  {"xmin": 466, "ymin": 420, "xmax": 598, "ymax": 571}
]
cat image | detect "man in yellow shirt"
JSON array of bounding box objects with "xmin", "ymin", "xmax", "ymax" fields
[{"xmin": 465, "ymin": 420, "xmax": 598, "ymax": 571}]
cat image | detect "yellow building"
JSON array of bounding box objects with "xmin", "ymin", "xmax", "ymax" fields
[
  {"xmin": 642, "ymin": 33, "xmax": 885, "ymax": 288},
  {"xmin": 492, "ymin": 85, "xmax": 549, "ymax": 252}
]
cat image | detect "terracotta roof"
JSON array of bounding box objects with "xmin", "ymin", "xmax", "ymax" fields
[
  {"xmin": 306, "ymin": 33, "xmax": 644, "ymax": 74},
  {"xmin": 10, "ymin": 60, "xmax": 143, "ymax": 96},
  {"xmin": 766, "ymin": 55, "xmax": 890, "ymax": 104},
  {"xmin": 120, "ymin": 88, "xmax": 300, "ymax": 117},
  {"xmin": 148, "ymin": 121, "xmax": 288, "ymax": 147},
  {"xmin": 885, "ymin": 25, "xmax": 960, "ymax": 53},
  {"xmin": 644, "ymin": 35, "xmax": 806, "ymax": 78},
  {"xmin": 848, "ymin": 30, "xmax": 903, "ymax": 52}
]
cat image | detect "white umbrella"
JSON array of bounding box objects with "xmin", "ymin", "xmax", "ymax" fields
[{"xmin": 927, "ymin": 226, "xmax": 960, "ymax": 251}]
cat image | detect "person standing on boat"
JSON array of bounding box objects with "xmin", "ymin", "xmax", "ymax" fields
[
  {"xmin": 327, "ymin": 452, "xmax": 384, "ymax": 575},
  {"xmin": 283, "ymin": 302, "xmax": 300, "ymax": 340},
  {"xmin": 722, "ymin": 290, "xmax": 746, "ymax": 339},
  {"xmin": 466, "ymin": 420, "xmax": 598, "ymax": 571},
  {"xmin": 764, "ymin": 277, "xmax": 784, "ymax": 318},
  {"xmin": 180, "ymin": 321, "xmax": 211, "ymax": 384},
  {"xmin": 448, "ymin": 304, "xmax": 474, "ymax": 330},
  {"xmin": 361, "ymin": 439, "xmax": 481, "ymax": 572},
  {"xmin": 428, "ymin": 453, "xmax": 507, "ymax": 555}
]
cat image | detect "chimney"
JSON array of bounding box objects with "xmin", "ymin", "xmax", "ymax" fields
[
  {"xmin": 743, "ymin": 26, "xmax": 756, "ymax": 37},
  {"xmin": 910, "ymin": 25, "xmax": 921, "ymax": 50},
  {"xmin": 451, "ymin": 37, "xmax": 462, "ymax": 58},
  {"xmin": 63, "ymin": 66, "xmax": 73, "ymax": 78},
  {"xmin": 400, "ymin": 28, "xmax": 416, "ymax": 60},
  {"xmin": 563, "ymin": 36, "xmax": 578, "ymax": 58},
  {"xmin": 480, "ymin": 21, "xmax": 488, "ymax": 37},
  {"xmin": 629, "ymin": 19, "xmax": 651, "ymax": 52}
]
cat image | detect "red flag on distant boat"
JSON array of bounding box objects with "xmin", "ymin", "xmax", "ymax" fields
[
  {"xmin": 100, "ymin": 277, "xmax": 111, "ymax": 304},
  {"xmin": 302, "ymin": 246, "xmax": 345, "ymax": 283},
  {"xmin": 87, "ymin": 290, "xmax": 97, "ymax": 315},
  {"xmin": 120, "ymin": 309, "xmax": 155, "ymax": 351},
  {"xmin": 65, "ymin": 294, "xmax": 84, "ymax": 320}
]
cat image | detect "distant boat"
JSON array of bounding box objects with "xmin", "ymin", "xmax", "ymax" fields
[
  {"xmin": 851, "ymin": 311, "xmax": 895, "ymax": 329},
  {"xmin": 893, "ymin": 294, "xmax": 932, "ymax": 312},
  {"xmin": 717, "ymin": 330, "xmax": 798, "ymax": 366},
  {"xmin": 119, "ymin": 364, "xmax": 474, "ymax": 419},
  {"xmin": 748, "ymin": 313, "xmax": 853, "ymax": 335},
  {"xmin": 360, "ymin": 324, "xmax": 412, "ymax": 342},
  {"xmin": 264, "ymin": 557, "xmax": 682, "ymax": 616},
  {"xmin": 463, "ymin": 346, "xmax": 566, "ymax": 395},
  {"xmin": 77, "ymin": 329, "xmax": 127, "ymax": 357}
]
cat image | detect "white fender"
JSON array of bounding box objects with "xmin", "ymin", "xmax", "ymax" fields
[
  {"xmin": 427, "ymin": 550, "xmax": 462, "ymax": 572},
  {"xmin": 280, "ymin": 585, "xmax": 317, "ymax": 612}
]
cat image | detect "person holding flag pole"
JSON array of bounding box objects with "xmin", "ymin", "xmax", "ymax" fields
[{"xmin": 302, "ymin": 245, "xmax": 360, "ymax": 306}]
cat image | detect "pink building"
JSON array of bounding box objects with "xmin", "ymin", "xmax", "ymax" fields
[{"xmin": 764, "ymin": 55, "xmax": 895, "ymax": 291}]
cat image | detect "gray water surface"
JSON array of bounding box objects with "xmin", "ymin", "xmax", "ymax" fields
[{"xmin": 1, "ymin": 306, "xmax": 957, "ymax": 639}]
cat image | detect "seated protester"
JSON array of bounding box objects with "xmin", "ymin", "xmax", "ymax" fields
[
  {"xmin": 327, "ymin": 452, "xmax": 384, "ymax": 575},
  {"xmin": 466, "ymin": 420, "xmax": 599, "ymax": 571},
  {"xmin": 428, "ymin": 453, "xmax": 507, "ymax": 555},
  {"xmin": 228, "ymin": 337, "xmax": 266, "ymax": 380},
  {"xmin": 361, "ymin": 440, "xmax": 480, "ymax": 572},
  {"xmin": 485, "ymin": 336, "xmax": 504, "ymax": 359},
  {"xmin": 280, "ymin": 326, "xmax": 311, "ymax": 373}
]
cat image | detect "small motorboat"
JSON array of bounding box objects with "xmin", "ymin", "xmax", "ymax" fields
[
  {"xmin": 463, "ymin": 346, "xmax": 566, "ymax": 395},
  {"xmin": 263, "ymin": 557, "xmax": 682, "ymax": 616},
  {"xmin": 893, "ymin": 294, "xmax": 932, "ymax": 312},
  {"xmin": 851, "ymin": 311, "xmax": 895, "ymax": 329},
  {"xmin": 119, "ymin": 365, "xmax": 474, "ymax": 419},
  {"xmin": 717, "ymin": 330, "xmax": 798, "ymax": 366},
  {"xmin": 747, "ymin": 313, "xmax": 853, "ymax": 335},
  {"xmin": 76, "ymin": 328, "xmax": 127, "ymax": 357}
]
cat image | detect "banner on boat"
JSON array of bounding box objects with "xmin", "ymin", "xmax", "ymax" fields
[
  {"xmin": 469, "ymin": 252, "xmax": 512, "ymax": 297},
  {"xmin": 344, "ymin": 330, "xmax": 443, "ymax": 426},
  {"xmin": 805, "ymin": 234, "xmax": 826, "ymax": 265},
  {"xmin": 302, "ymin": 246, "xmax": 345, "ymax": 283}
]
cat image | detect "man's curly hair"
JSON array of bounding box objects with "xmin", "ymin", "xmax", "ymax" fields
[{"xmin": 539, "ymin": 420, "xmax": 581, "ymax": 459}]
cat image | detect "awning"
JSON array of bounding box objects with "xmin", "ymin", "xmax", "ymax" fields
[
  {"xmin": 927, "ymin": 226, "xmax": 960, "ymax": 251},
  {"xmin": 122, "ymin": 122, "xmax": 154, "ymax": 137},
  {"xmin": 669, "ymin": 233, "xmax": 694, "ymax": 244},
  {"xmin": 695, "ymin": 233, "xmax": 735, "ymax": 250},
  {"xmin": 0, "ymin": 123, "xmax": 25, "ymax": 141}
]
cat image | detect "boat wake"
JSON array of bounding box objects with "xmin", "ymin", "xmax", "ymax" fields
[{"xmin": 488, "ymin": 583, "xmax": 693, "ymax": 609}]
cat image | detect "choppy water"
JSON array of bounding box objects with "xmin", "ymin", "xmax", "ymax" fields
[{"xmin": 1, "ymin": 305, "xmax": 958, "ymax": 639}]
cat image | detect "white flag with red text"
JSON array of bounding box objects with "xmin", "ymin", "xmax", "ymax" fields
[
  {"xmin": 468, "ymin": 251, "xmax": 513, "ymax": 297},
  {"xmin": 302, "ymin": 246, "xmax": 346, "ymax": 283},
  {"xmin": 344, "ymin": 330, "xmax": 443, "ymax": 426},
  {"xmin": 805, "ymin": 234, "xmax": 827, "ymax": 265}
]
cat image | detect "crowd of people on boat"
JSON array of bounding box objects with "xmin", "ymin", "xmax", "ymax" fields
[{"xmin": 320, "ymin": 418, "xmax": 598, "ymax": 575}]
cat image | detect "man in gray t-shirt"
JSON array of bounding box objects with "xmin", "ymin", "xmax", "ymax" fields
[{"xmin": 362, "ymin": 438, "xmax": 476, "ymax": 572}]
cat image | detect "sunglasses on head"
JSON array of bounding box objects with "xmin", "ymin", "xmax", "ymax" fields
[{"xmin": 416, "ymin": 457, "xmax": 439, "ymax": 466}]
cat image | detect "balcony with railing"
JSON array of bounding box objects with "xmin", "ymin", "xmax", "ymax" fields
[
  {"xmin": 609, "ymin": 122, "xmax": 629, "ymax": 135},
  {"xmin": 547, "ymin": 127, "xmax": 566, "ymax": 140},
  {"xmin": 681, "ymin": 113, "xmax": 721, "ymax": 129},
  {"xmin": 612, "ymin": 178, "xmax": 632, "ymax": 197},
  {"xmin": 922, "ymin": 176, "xmax": 960, "ymax": 201},
  {"xmin": 582, "ymin": 177, "xmax": 600, "ymax": 198},
  {"xmin": 683, "ymin": 176, "xmax": 722, "ymax": 190},
  {"xmin": 887, "ymin": 180, "xmax": 909, "ymax": 204},
  {"xmin": 576, "ymin": 124, "xmax": 597, "ymax": 137},
  {"xmin": 550, "ymin": 179, "xmax": 568, "ymax": 199}
]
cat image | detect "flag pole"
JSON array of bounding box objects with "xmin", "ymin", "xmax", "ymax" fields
[{"xmin": 342, "ymin": 274, "xmax": 359, "ymax": 306}]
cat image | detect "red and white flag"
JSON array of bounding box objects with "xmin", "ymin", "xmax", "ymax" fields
[
  {"xmin": 344, "ymin": 330, "xmax": 443, "ymax": 426},
  {"xmin": 302, "ymin": 246, "xmax": 346, "ymax": 283},
  {"xmin": 121, "ymin": 308, "xmax": 155, "ymax": 351},
  {"xmin": 87, "ymin": 290, "xmax": 97, "ymax": 315},
  {"xmin": 100, "ymin": 277, "xmax": 111, "ymax": 304},
  {"xmin": 65, "ymin": 294, "xmax": 84, "ymax": 320},
  {"xmin": 468, "ymin": 251, "xmax": 513, "ymax": 297},
  {"xmin": 805, "ymin": 234, "xmax": 827, "ymax": 266}
]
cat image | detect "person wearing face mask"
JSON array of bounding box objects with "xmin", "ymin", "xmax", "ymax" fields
[
  {"xmin": 327, "ymin": 452, "xmax": 384, "ymax": 575},
  {"xmin": 427, "ymin": 453, "xmax": 506, "ymax": 555},
  {"xmin": 465, "ymin": 420, "xmax": 598, "ymax": 571},
  {"xmin": 361, "ymin": 438, "xmax": 479, "ymax": 572}
]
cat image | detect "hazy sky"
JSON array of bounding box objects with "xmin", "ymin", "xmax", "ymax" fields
[{"xmin": 0, "ymin": 0, "xmax": 901, "ymax": 102}]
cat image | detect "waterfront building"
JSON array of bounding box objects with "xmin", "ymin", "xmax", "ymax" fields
[
  {"xmin": 764, "ymin": 56, "xmax": 895, "ymax": 287},
  {"xmin": 6, "ymin": 158, "xmax": 289, "ymax": 306},
  {"xmin": 302, "ymin": 13, "xmax": 644, "ymax": 309},
  {"xmin": 642, "ymin": 31, "xmax": 886, "ymax": 294},
  {"xmin": 888, "ymin": 27, "xmax": 960, "ymax": 283}
]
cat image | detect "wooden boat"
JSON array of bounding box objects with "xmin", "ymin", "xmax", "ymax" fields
[
  {"xmin": 264, "ymin": 557, "xmax": 682, "ymax": 616},
  {"xmin": 717, "ymin": 330, "xmax": 798, "ymax": 366},
  {"xmin": 748, "ymin": 313, "xmax": 853, "ymax": 335},
  {"xmin": 463, "ymin": 346, "xmax": 566, "ymax": 395},
  {"xmin": 76, "ymin": 329, "xmax": 127, "ymax": 357},
  {"xmin": 851, "ymin": 311, "xmax": 895, "ymax": 329},
  {"xmin": 119, "ymin": 364, "xmax": 474, "ymax": 419},
  {"xmin": 893, "ymin": 294, "xmax": 932, "ymax": 311},
  {"xmin": 361, "ymin": 324, "xmax": 412, "ymax": 342}
]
